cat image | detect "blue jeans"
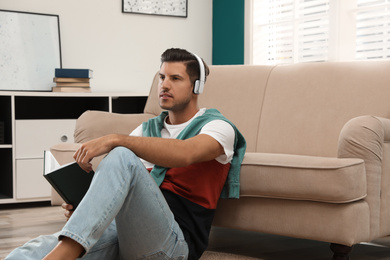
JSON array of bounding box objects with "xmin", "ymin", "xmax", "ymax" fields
[{"xmin": 6, "ymin": 147, "xmax": 189, "ymax": 260}]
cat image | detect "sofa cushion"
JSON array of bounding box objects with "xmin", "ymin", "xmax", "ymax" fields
[{"xmin": 239, "ymin": 153, "xmax": 366, "ymax": 203}]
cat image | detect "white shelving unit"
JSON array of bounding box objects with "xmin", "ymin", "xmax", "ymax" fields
[{"xmin": 0, "ymin": 91, "xmax": 147, "ymax": 204}]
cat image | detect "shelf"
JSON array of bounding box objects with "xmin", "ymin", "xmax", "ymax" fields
[
  {"xmin": 0, "ymin": 92, "xmax": 147, "ymax": 204},
  {"xmin": 112, "ymin": 96, "xmax": 147, "ymax": 114},
  {"xmin": 0, "ymin": 148, "xmax": 13, "ymax": 199},
  {"xmin": 15, "ymin": 96, "xmax": 109, "ymax": 119},
  {"xmin": 0, "ymin": 194, "xmax": 13, "ymax": 200},
  {"xmin": 0, "ymin": 96, "xmax": 12, "ymax": 144}
]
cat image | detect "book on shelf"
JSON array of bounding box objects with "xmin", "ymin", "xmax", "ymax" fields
[
  {"xmin": 55, "ymin": 82, "xmax": 90, "ymax": 87},
  {"xmin": 54, "ymin": 77, "xmax": 90, "ymax": 83},
  {"xmin": 52, "ymin": 87, "xmax": 92, "ymax": 93},
  {"xmin": 55, "ymin": 68, "xmax": 93, "ymax": 78},
  {"xmin": 43, "ymin": 151, "xmax": 94, "ymax": 209}
]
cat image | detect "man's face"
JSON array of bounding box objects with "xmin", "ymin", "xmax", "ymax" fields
[{"xmin": 158, "ymin": 62, "xmax": 194, "ymax": 112}]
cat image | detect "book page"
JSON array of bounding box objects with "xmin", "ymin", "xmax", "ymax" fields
[
  {"xmin": 44, "ymin": 150, "xmax": 77, "ymax": 175},
  {"xmin": 44, "ymin": 150, "xmax": 61, "ymax": 175}
]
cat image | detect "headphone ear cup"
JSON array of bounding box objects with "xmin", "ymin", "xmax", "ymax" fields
[
  {"xmin": 193, "ymin": 80, "xmax": 200, "ymax": 94},
  {"xmin": 191, "ymin": 52, "xmax": 205, "ymax": 95}
]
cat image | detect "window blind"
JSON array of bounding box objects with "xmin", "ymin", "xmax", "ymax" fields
[
  {"xmin": 355, "ymin": 0, "xmax": 390, "ymax": 59},
  {"xmin": 253, "ymin": 0, "xmax": 330, "ymax": 65}
]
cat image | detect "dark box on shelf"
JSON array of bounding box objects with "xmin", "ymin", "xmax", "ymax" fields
[{"xmin": 0, "ymin": 121, "xmax": 4, "ymax": 144}]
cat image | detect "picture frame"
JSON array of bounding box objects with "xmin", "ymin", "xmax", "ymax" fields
[
  {"xmin": 0, "ymin": 10, "xmax": 62, "ymax": 91},
  {"xmin": 122, "ymin": 0, "xmax": 187, "ymax": 18}
]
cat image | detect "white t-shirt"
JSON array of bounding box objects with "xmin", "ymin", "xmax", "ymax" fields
[{"xmin": 130, "ymin": 108, "xmax": 235, "ymax": 169}]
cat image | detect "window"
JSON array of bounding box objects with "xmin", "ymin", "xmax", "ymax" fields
[
  {"xmin": 355, "ymin": 0, "xmax": 390, "ymax": 60},
  {"xmin": 251, "ymin": 0, "xmax": 390, "ymax": 64}
]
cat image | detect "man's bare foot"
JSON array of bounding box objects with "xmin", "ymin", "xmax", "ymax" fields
[{"xmin": 42, "ymin": 237, "xmax": 84, "ymax": 260}]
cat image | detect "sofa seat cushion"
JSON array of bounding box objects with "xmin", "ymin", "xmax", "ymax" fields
[{"xmin": 239, "ymin": 153, "xmax": 366, "ymax": 203}]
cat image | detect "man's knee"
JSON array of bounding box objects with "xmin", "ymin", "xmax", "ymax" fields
[
  {"xmin": 98, "ymin": 146, "xmax": 146, "ymax": 177},
  {"xmin": 108, "ymin": 146, "xmax": 137, "ymax": 161}
]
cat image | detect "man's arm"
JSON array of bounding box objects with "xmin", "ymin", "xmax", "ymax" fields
[{"xmin": 73, "ymin": 134, "xmax": 224, "ymax": 172}]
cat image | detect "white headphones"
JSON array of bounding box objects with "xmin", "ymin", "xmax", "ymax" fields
[{"xmin": 191, "ymin": 53, "xmax": 206, "ymax": 94}]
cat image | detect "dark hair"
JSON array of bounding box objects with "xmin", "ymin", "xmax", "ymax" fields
[{"xmin": 160, "ymin": 48, "xmax": 210, "ymax": 86}]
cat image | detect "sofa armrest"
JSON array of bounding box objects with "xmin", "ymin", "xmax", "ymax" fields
[
  {"xmin": 338, "ymin": 115, "xmax": 390, "ymax": 183},
  {"xmin": 338, "ymin": 115, "xmax": 390, "ymax": 163},
  {"xmin": 338, "ymin": 115, "xmax": 390, "ymax": 239},
  {"xmin": 50, "ymin": 142, "xmax": 106, "ymax": 171},
  {"xmin": 74, "ymin": 110, "xmax": 156, "ymax": 143},
  {"xmin": 50, "ymin": 142, "xmax": 80, "ymax": 165}
]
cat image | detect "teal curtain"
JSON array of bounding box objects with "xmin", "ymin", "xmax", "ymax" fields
[{"xmin": 212, "ymin": 0, "xmax": 245, "ymax": 65}]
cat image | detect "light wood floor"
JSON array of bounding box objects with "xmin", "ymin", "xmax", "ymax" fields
[{"xmin": 2, "ymin": 203, "xmax": 390, "ymax": 259}]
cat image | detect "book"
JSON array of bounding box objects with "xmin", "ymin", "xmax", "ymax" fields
[
  {"xmin": 54, "ymin": 77, "xmax": 90, "ymax": 83},
  {"xmin": 55, "ymin": 68, "xmax": 93, "ymax": 78},
  {"xmin": 55, "ymin": 82, "xmax": 90, "ymax": 87},
  {"xmin": 43, "ymin": 151, "xmax": 94, "ymax": 209},
  {"xmin": 52, "ymin": 87, "xmax": 92, "ymax": 93}
]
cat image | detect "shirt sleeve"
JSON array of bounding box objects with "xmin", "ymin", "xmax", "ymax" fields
[
  {"xmin": 199, "ymin": 120, "xmax": 235, "ymax": 165},
  {"xmin": 129, "ymin": 124, "xmax": 155, "ymax": 169},
  {"xmin": 129, "ymin": 124, "xmax": 143, "ymax": 137}
]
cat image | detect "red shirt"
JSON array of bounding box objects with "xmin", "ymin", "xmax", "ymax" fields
[{"xmin": 160, "ymin": 160, "xmax": 231, "ymax": 209}]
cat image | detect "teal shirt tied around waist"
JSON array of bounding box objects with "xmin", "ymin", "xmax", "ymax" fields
[{"xmin": 142, "ymin": 108, "xmax": 246, "ymax": 199}]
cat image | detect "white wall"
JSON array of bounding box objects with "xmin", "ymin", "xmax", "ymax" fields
[{"xmin": 0, "ymin": 0, "xmax": 213, "ymax": 94}]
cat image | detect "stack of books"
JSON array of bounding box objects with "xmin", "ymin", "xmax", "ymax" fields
[{"xmin": 52, "ymin": 68, "xmax": 93, "ymax": 92}]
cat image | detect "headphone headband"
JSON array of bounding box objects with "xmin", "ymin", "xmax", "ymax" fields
[{"xmin": 191, "ymin": 53, "xmax": 206, "ymax": 94}]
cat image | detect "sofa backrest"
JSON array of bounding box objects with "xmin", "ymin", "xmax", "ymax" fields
[
  {"xmin": 143, "ymin": 72, "xmax": 164, "ymax": 117},
  {"xmin": 257, "ymin": 60, "xmax": 390, "ymax": 157},
  {"xmin": 198, "ymin": 65, "xmax": 274, "ymax": 152},
  {"xmin": 143, "ymin": 60, "xmax": 390, "ymax": 157}
]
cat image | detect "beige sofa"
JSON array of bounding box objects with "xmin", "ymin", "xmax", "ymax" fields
[{"xmin": 51, "ymin": 60, "xmax": 390, "ymax": 259}]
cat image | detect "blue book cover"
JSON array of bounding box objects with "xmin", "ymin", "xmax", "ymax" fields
[{"xmin": 55, "ymin": 68, "xmax": 93, "ymax": 79}]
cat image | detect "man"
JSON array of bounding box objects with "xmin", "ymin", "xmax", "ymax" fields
[{"xmin": 6, "ymin": 48, "xmax": 246, "ymax": 260}]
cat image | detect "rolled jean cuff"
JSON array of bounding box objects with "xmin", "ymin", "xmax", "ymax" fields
[{"xmin": 59, "ymin": 231, "xmax": 89, "ymax": 257}]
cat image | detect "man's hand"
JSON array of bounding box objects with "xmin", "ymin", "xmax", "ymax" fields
[
  {"xmin": 73, "ymin": 135, "xmax": 118, "ymax": 172},
  {"xmin": 62, "ymin": 203, "xmax": 74, "ymax": 221}
]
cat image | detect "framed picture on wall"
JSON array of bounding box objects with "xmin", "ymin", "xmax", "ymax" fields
[{"xmin": 122, "ymin": 0, "xmax": 187, "ymax": 18}]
